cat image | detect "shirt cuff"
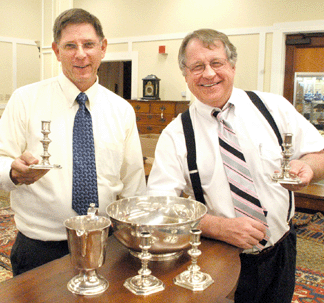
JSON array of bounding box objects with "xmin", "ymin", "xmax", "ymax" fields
[{"xmin": 0, "ymin": 158, "xmax": 18, "ymax": 191}]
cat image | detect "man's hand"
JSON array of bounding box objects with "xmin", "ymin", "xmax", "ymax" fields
[
  {"xmin": 280, "ymin": 159, "xmax": 313, "ymax": 192},
  {"xmin": 198, "ymin": 214, "xmax": 266, "ymax": 250},
  {"xmin": 281, "ymin": 150, "xmax": 324, "ymax": 192},
  {"xmin": 10, "ymin": 151, "xmax": 49, "ymax": 185}
]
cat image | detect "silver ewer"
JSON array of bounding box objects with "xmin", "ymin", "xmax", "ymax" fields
[
  {"xmin": 271, "ymin": 133, "xmax": 302, "ymax": 184},
  {"xmin": 30, "ymin": 120, "xmax": 62, "ymax": 169},
  {"xmin": 64, "ymin": 204, "xmax": 111, "ymax": 296}
]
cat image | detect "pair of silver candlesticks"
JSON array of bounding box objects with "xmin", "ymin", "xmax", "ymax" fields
[
  {"xmin": 32, "ymin": 122, "xmax": 300, "ymax": 185},
  {"xmin": 124, "ymin": 229, "xmax": 214, "ymax": 296}
]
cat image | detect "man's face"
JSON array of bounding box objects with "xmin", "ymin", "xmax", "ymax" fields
[
  {"xmin": 184, "ymin": 38, "xmax": 236, "ymax": 108},
  {"xmin": 52, "ymin": 23, "xmax": 107, "ymax": 92}
]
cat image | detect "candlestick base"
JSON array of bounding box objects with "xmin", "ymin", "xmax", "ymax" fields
[
  {"xmin": 271, "ymin": 172, "xmax": 302, "ymax": 185},
  {"xmin": 30, "ymin": 164, "xmax": 62, "ymax": 169},
  {"xmin": 174, "ymin": 270, "xmax": 214, "ymax": 291},
  {"xmin": 124, "ymin": 275, "xmax": 165, "ymax": 296}
]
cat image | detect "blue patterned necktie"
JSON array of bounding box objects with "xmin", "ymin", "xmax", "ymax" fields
[
  {"xmin": 213, "ymin": 106, "xmax": 270, "ymax": 250},
  {"xmin": 72, "ymin": 92, "xmax": 99, "ymax": 215}
]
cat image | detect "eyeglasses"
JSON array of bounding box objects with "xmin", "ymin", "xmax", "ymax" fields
[
  {"xmin": 185, "ymin": 58, "xmax": 228, "ymax": 75},
  {"xmin": 60, "ymin": 41, "xmax": 101, "ymax": 52}
]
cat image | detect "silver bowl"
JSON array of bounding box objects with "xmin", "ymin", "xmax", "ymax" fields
[{"xmin": 106, "ymin": 196, "xmax": 207, "ymax": 261}]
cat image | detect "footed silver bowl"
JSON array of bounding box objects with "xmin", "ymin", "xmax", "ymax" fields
[{"xmin": 106, "ymin": 196, "xmax": 207, "ymax": 261}]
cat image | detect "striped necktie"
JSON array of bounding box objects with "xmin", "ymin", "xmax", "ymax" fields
[
  {"xmin": 213, "ymin": 106, "xmax": 270, "ymax": 250},
  {"xmin": 72, "ymin": 92, "xmax": 99, "ymax": 215}
]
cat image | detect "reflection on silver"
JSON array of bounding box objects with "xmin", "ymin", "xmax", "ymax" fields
[
  {"xmin": 30, "ymin": 121, "xmax": 62, "ymax": 169},
  {"xmin": 271, "ymin": 133, "xmax": 302, "ymax": 185},
  {"xmin": 174, "ymin": 229, "xmax": 214, "ymax": 291},
  {"xmin": 106, "ymin": 196, "xmax": 207, "ymax": 261},
  {"xmin": 64, "ymin": 204, "xmax": 111, "ymax": 296}
]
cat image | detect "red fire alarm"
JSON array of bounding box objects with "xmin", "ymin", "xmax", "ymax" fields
[{"xmin": 159, "ymin": 45, "xmax": 166, "ymax": 54}]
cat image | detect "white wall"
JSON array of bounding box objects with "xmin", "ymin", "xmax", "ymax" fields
[{"xmin": 0, "ymin": 0, "xmax": 41, "ymax": 113}]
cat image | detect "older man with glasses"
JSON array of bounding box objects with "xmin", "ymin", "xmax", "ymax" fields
[{"xmin": 147, "ymin": 29, "xmax": 324, "ymax": 303}]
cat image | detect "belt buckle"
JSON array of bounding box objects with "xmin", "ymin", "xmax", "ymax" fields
[{"xmin": 249, "ymin": 247, "xmax": 260, "ymax": 255}]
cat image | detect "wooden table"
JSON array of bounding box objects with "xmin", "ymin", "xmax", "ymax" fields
[
  {"xmin": 295, "ymin": 183, "xmax": 324, "ymax": 212},
  {"xmin": 0, "ymin": 235, "xmax": 241, "ymax": 303}
]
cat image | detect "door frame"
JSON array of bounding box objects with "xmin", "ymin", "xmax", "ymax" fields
[
  {"xmin": 102, "ymin": 51, "xmax": 139, "ymax": 100},
  {"xmin": 283, "ymin": 34, "xmax": 324, "ymax": 103},
  {"xmin": 271, "ymin": 20, "xmax": 324, "ymax": 96}
]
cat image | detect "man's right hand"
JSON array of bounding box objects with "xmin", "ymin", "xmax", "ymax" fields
[
  {"xmin": 10, "ymin": 151, "xmax": 49, "ymax": 185},
  {"xmin": 198, "ymin": 214, "xmax": 267, "ymax": 250}
]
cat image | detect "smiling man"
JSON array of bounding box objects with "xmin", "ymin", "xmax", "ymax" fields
[
  {"xmin": 0, "ymin": 8, "xmax": 145, "ymax": 275},
  {"xmin": 147, "ymin": 29, "xmax": 324, "ymax": 303}
]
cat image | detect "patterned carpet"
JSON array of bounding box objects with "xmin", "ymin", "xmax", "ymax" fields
[
  {"xmin": 0, "ymin": 190, "xmax": 10, "ymax": 209},
  {"xmin": 0, "ymin": 190, "xmax": 323, "ymax": 302},
  {"xmin": 0, "ymin": 206, "xmax": 15, "ymax": 281},
  {"xmin": 292, "ymin": 212, "xmax": 324, "ymax": 302},
  {"xmin": 293, "ymin": 267, "xmax": 324, "ymax": 303}
]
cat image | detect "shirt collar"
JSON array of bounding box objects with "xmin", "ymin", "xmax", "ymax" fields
[
  {"xmin": 58, "ymin": 73, "xmax": 99, "ymax": 110},
  {"xmin": 194, "ymin": 90, "xmax": 237, "ymax": 121}
]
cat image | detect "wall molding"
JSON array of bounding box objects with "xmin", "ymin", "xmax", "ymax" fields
[
  {"xmin": 0, "ymin": 36, "xmax": 36, "ymax": 45},
  {"xmin": 0, "ymin": 36, "xmax": 36, "ymax": 93}
]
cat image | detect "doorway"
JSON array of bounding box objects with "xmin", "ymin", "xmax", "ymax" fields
[{"xmin": 98, "ymin": 61, "xmax": 132, "ymax": 99}]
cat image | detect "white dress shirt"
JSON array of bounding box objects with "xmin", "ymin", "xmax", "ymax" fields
[
  {"xmin": 147, "ymin": 88, "xmax": 324, "ymax": 247},
  {"xmin": 0, "ymin": 73, "xmax": 146, "ymax": 241}
]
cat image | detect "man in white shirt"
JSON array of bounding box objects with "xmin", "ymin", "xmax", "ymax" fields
[
  {"xmin": 0, "ymin": 8, "xmax": 146, "ymax": 275},
  {"xmin": 147, "ymin": 29, "xmax": 324, "ymax": 303}
]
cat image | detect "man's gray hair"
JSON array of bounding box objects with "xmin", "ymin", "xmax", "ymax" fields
[{"xmin": 178, "ymin": 29, "xmax": 237, "ymax": 76}]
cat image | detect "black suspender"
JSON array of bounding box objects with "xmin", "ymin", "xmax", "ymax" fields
[
  {"xmin": 181, "ymin": 91, "xmax": 292, "ymax": 221},
  {"xmin": 245, "ymin": 91, "xmax": 283, "ymax": 150},
  {"xmin": 181, "ymin": 110, "xmax": 206, "ymax": 204}
]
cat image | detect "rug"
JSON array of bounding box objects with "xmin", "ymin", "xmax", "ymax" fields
[
  {"xmin": 0, "ymin": 207, "xmax": 16, "ymax": 281},
  {"xmin": 292, "ymin": 212, "xmax": 324, "ymax": 302},
  {"xmin": 0, "ymin": 190, "xmax": 10, "ymax": 209},
  {"xmin": 294, "ymin": 212, "xmax": 324, "ymax": 244},
  {"xmin": 292, "ymin": 267, "xmax": 324, "ymax": 302}
]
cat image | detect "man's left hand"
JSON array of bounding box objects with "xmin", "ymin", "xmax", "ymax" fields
[{"xmin": 280, "ymin": 159, "xmax": 313, "ymax": 191}]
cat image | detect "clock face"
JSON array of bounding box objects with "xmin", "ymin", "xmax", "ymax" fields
[{"xmin": 145, "ymin": 81, "xmax": 154, "ymax": 96}]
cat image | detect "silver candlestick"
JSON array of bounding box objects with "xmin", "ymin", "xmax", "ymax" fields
[
  {"xmin": 174, "ymin": 229, "xmax": 214, "ymax": 291},
  {"xmin": 124, "ymin": 231, "xmax": 165, "ymax": 295},
  {"xmin": 30, "ymin": 121, "xmax": 61, "ymax": 169},
  {"xmin": 271, "ymin": 133, "xmax": 301, "ymax": 184}
]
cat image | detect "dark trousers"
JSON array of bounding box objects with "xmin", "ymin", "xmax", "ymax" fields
[
  {"xmin": 234, "ymin": 225, "xmax": 297, "ymax": 303},
  {"xmin": 10, "ymin": 231, "xmax": 69, "ymax": 276}
]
